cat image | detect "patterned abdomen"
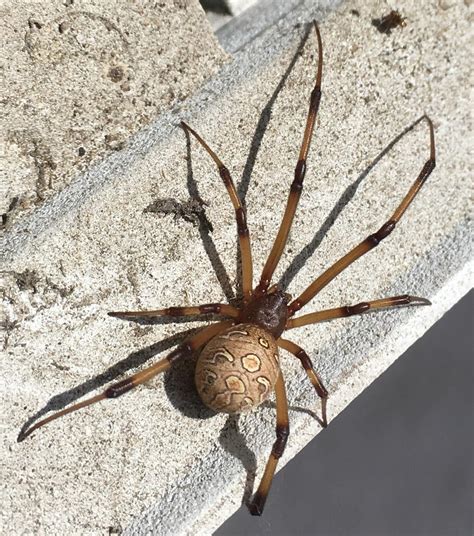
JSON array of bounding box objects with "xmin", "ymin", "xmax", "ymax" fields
[{"xmin": 195, "ymin": 323, "xmax": 280, "ymax": 413}]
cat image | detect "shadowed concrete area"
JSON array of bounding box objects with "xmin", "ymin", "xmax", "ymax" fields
[{"xmin": 216, "ymin": 290, "xmax": 473, "ymax": 535}]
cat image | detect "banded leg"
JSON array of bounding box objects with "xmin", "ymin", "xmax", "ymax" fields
[
  {"xmin": 287, "ymin": 294, "xmax": 431, "ymax": 329},
  {"xmin": 181, "ymin": 121, "xmax": 253, "ymax": 301},
  {"xmin": 278, "ymin": 338, "xmax": 328, "ymax": 427},
  {"xmin": 18, "ymin": 320, "xmax": 233, "ymax": 441},
  {"xmin": 289, "ymin": 116, "xmax": 436, "ymax": 315},
  {"xmin": 249, "ymin": 372, "xmax": 289, "ymax": 516},
  {"xmin": 256, "ymin": 22, "xmax": 323, "ymax": 294},
  {"xmin": 108, "ymin": 303, "xmax": 239, "ymax": 320}
]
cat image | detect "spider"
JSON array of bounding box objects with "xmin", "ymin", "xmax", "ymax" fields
[{"xmin": 19, "ymin": 22, "xmax": 436, "ymax": 516}]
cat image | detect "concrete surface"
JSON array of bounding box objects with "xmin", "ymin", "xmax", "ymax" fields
[
  {"xmin": 1, "ymin": 0, "xmax": 227, "ymax": 228},
  {"xmin": 1, "ymin": 0, "xmax": 472, "ymax": 534}
]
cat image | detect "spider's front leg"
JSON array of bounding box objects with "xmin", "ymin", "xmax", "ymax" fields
[
  {"xmin": 286, "ymin": 294, "xmax": 431, "ymax": 328},
  {"xmin": 180, "ymin": 121, "xmax": 254, "ymax": 301},
  {"xmin": 288, "ymin": 116, "xmax": 436, "ymax": 316},
  {"xmin": 18, "ymin": 320, "xmax": 234, "ymax": 442},
  {"xmin": 255, "ymin": 21, "xmax": 323, "ymax": 295}
]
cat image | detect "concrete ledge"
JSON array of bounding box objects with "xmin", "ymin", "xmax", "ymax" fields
[
  {"xmin": 1, "ymin": 0, "xmax": 472, "ymax": 534},
  {"xmin": 1, "ymin": 0, "xmax": 226, "ymax": 228}
]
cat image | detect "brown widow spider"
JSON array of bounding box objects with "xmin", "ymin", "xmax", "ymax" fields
[{"xmin": 19, "ymin": 22, "xmax": 436, "ymax": 516}]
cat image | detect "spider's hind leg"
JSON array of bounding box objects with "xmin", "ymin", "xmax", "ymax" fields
[
  {"xmin": 180, "ymin": 121, "xmax": 254, "ymax": 301},
  {"xmin": 255, "ymin": 21, "xmax": 323, "ymax": 295},
  {"xmin": 249, "ymin": 372, "xmax": 290, "ymax": 515},
  {"xmin": 18, "ymin": 320, "xmax": 234, "ymax": 442}
]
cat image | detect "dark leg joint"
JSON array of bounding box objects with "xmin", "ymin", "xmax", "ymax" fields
[
  {"xmin": 236, "ymin": 207, "xmax": 249, "ymax": 237},
  {"xmin": 218, "ymin": 165, "xmax": 232, "ymax": 186},
  {"xmin": 288, "ymin": 299, "xmax": 302, "ymax": 315},
  {"xmin": 293, "ymin": 159, "xmax": 306, "ymax": 187},
  {"xmin": 199, "ymin": 304, "xmax": 221, "ymax": 314},
  {"xmin": 368, "ymin": 219, "xmax": 396, "ymax": 245},
  {"xmin": 248, "ymin": 492, "xmax": 266, "ymax": 516},
  {"xmin": 296, "ymin": 349, "xmax": 313, "ymax": 370},
  {"xmin": 418, "ymin": 158, "xmax": 436, "ymax": 183},
  {"xmin": 166, "ymin": 307, "xmax": 183, "ymax": 316},
  {"xmin": 310, "ymin": 87, "xmax": 321, "ymax": 109},
  {"xmin": 272, "ymin": 424, "xmax": 290, "ymax": 459},
  {"xmin": 105, "ymin": 378, "xmax": 134, "ymax": 398},
  {"xmin": 346, "ymin": 302, "xmax": 370, "ymax": 315}
]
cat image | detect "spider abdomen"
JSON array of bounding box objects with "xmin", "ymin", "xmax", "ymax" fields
[{"xmin": 195, "ymin": 323, "xmax": 280, "ymax": 414}]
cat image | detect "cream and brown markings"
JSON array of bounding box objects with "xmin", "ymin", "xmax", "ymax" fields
[{"xmin": 195, "ymin": 323, "xmax": 280, "ymax": 413}]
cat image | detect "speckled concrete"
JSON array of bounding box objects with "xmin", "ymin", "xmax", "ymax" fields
[
  {"xmin": 1, "ymin": 0, "xmax": 472, "ymax": 534},
  {"xmin": 1, "ymin": 0, "xmax": 227, "ymax": 228}
]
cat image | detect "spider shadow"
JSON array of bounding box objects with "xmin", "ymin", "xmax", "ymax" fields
[
  {"xmin": 278, "ymin": 114, "xmax": 427, "ymax": 290},
  {"xmin": 218, "ymin": 400, "xmax": 325, "ymax": 508},
  {"xmin": 17, "ymin": 327, "xmax": 202, "ymax": 441},
  {"xmin": 237, "ymin": 24, "xmax": 313, "ymax": 204},
  {"xmin": 219, "ymin": 414, "xmax": 257, "ymax": 506},
  {"xmin": 182, "ymin": 128, "xmax": 235, "ymax": 304},
  {"xmin": 109, "ymin": 312, "xmax": 227, "ymax": 327},
  {"xmin": 162, "ymin": 344, "xmax": 217, "ymax": 420}
]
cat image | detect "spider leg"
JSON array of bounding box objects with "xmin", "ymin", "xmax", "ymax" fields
[
  {"xmin": 255, "ymin": 21, "xmax": 323, "ymax": 294},
  {"xmin": 18, "ymin": 320, "xmax": 234, "ymax": 442},
  {"xmin": 108, "ymin": 303, "xmax": 239, "ymax": 320},
  {"xmin": 249, "ymin": 372, "xmax": 289, "ymax": 516},
  {"xmin": 286, "ymin": 294, "xmax": 431, "ymax": 329},
  {"xmin": 278, "ymin": 338, "xmax": 328, "ymax": 427},
  {"xmin": 288, "ymin": 116, "xmax": 436, "ymax": 316},
  {"xmin": 180, "ymin": 121, "xmax": 253, "ymax": 301}
]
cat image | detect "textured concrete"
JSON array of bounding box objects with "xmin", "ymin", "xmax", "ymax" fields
[
  {"xmin": 1, "ymin": 0, "xmax": 472, "ymax": 535},
  {"xmin": 1, "ymin": 0, "xmax": 227, "ymax": 228}
]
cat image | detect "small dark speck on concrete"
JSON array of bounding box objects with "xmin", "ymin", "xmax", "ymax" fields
[
  {"xmin": 45, "ymin": 277, "xmax": 75, "ymax": 298},
  {"xmin": 78, "ymin": 147, "xmax": 86, "ymax": 156},
  {"xmin": 52, "ymin": 361, "xmax": 70, "ymax": 371},
  {"xmin": 1, "ymin": 196, "xmax": 20, "ymax": 227},
  {"xmin": 58, "ymin": 21, "xmax": 69, "ymax": 33},
  {"xmin": 28, "ymin": 19, "xmax": 42, "ymax": 30},
  {"xmin": 350, "ymin": 9, "xmax": 360, "ymax": 16},
  {"xmin": 108, "ymin": 66, "xmax": 124, "ymax": 83},
  {"xmin": 372, "ymin": 10, "xmax": 406, "ymax": 34},
  {"xmin": 104, "ymin": 133, "xmax": 125, "ymax": 151},
  {"xmin": 14, "ymin": 269, "xmax": 41, "ymax": 293}
]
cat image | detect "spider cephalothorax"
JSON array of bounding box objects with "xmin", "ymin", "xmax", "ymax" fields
[
  {"xmin": 239, "ymin": 286, "xmax": 291, "ymax": 337},
  {"xmin": 19, "ymin": 22, "xmax": 436, "ymax": 516}
]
